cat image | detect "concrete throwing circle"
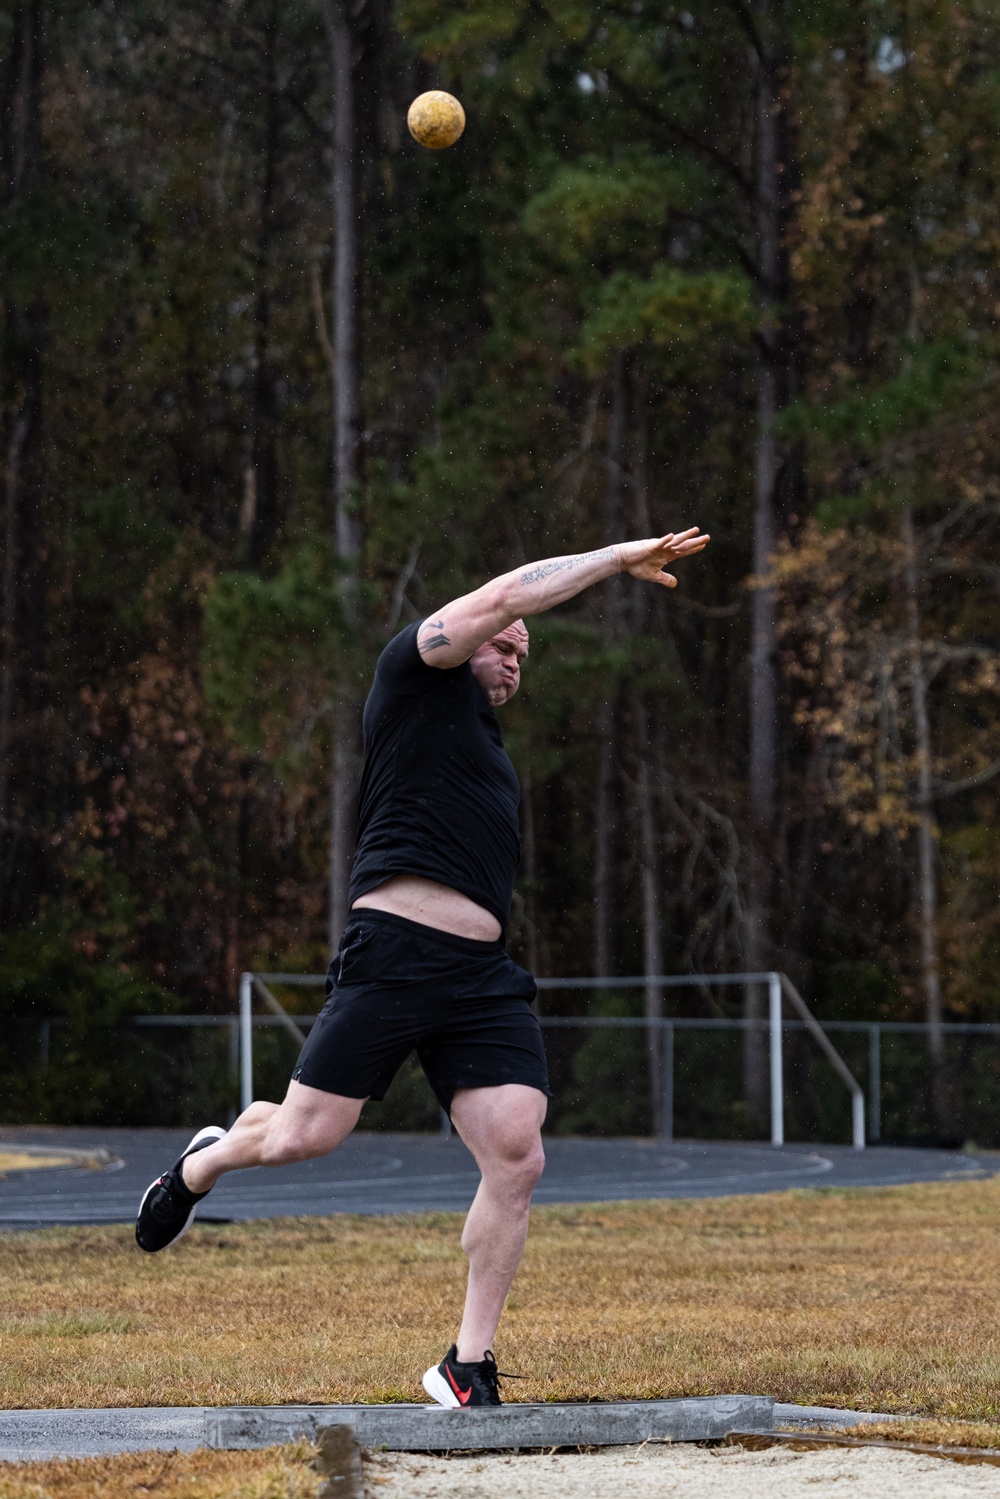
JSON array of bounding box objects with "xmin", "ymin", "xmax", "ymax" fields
[{"xmin": 0, "ymin": 1143, "xmax": 118, "ymax": 1183}]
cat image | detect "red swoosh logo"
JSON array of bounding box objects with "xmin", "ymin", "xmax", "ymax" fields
[{"xmin": 445, "ymin": 1364, "xmax": 472, "ymax": 1405}]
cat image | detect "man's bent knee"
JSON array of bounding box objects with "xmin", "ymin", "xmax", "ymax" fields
[
  {"xmin": 522, "ymin": 1139, "xmax": 546, "ymax": 1188},
  {"xmin": 499, "ymin": 1122, "xmax": 546, "ymax": 1176},
  {"xmin": 486, "ymin": 1135, "xmax": 545, "ymax": 1198},
  {"xmin": 259, "ymin": 1124, "xmax": 323, "ymax": 1167}
]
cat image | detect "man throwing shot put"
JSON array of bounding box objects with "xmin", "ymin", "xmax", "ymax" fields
[{"xmin": 135, "ymin": 528, "xmax": 709, "ymax": 1405}]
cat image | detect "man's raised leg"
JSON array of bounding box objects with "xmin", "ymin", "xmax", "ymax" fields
[
  {"xmin": 422, "ymin": 1083, "xmax": 546, "ymax": 1405},
  {"xmin": 136, "ymin": 1081, "xmax": 364, "ymax": 1251},
  {"xmin": 182, "ymin": 1081, "xmax": 364, "ymax": 1193}
]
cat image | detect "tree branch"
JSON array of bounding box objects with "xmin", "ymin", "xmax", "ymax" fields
[
  {"xmin": 935, "ymin": 757, "xmax": 1000, "ymax": 799},
  {"xmin": 719, "ymin": 0, "xmax": 767, "ymax": 63},
  {"xmin": 175, "ymin": 42, "xmax": 328, "ymax": 143},
  {"xmin": 310, "ymin": 253, "xmax": 334, "ymax": 369},
  {"xmin": 604, "ymin": 66, "xmax": 754, "ymax": 198}
]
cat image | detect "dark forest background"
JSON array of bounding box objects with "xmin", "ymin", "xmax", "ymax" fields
[{"xmin": 3, "ymin": 0, "xmax": 1000, "ymax": 1137}]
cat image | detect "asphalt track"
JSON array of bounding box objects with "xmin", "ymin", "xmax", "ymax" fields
[{"xmin": 1, "ymin": 1127, "xmax": 995, "ymax": 1229}]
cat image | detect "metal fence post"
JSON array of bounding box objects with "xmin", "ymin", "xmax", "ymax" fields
[
  {"xmin": 851, "ymin": 1089, "xmax": 865, "ymax": 1149},
  {"xmin": 769, "ymin": 973, "xmax": 784, "ymax": 1147},
  {"xmin": 239, "ymin": 972, "xmax": 254, "ymax": 1114},
  {"xmin": 660, "ymin": 1022, "xmax": 674, "ymax": 1143},
  {"xmin": 869, "ymin": 1024, "xmax": 881, "ymax": 1144},
  {"xmin": 227, "ymin": 1019, "xmax": 240, "ymax": 1128}
]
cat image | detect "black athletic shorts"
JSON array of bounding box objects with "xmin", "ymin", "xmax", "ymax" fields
[{"xmin": 291, "ymin": 908, "xmax": 551, "ymax": 1112}]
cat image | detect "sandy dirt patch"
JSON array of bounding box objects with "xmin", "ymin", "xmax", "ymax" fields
[
  {"xmin": 362, "ymin": 1442, "xmax": 1000, "ymax": 1497},
  {"xmin": 0, "ymin": 1147, "xmax": 111, "ymax": 1177}
]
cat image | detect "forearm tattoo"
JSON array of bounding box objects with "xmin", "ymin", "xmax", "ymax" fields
[
  {"xmin": 418, "ymin": 618, "xmax": 451, "ymax": 651},
  {"xmin": 518, "ymin": 547, "xmax": 617, "ymax": 587}
]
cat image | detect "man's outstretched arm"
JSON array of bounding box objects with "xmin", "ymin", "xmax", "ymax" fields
[{"xmin": 416, "ymin": 529, "xmax": 710, "ymax": 668}]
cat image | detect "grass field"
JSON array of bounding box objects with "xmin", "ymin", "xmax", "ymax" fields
[
  {"xmin": 0, "ymin": 1443, "xmax": 321, "ymax": 1499},
  {"xmin": 4, "ymin": 1178, "xmax": 1000, "ymax": 1417}
]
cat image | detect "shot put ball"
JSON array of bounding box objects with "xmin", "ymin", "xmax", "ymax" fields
[{"xmin": 407, "ymin": 91, "xmax": 466, "ymax": 150}]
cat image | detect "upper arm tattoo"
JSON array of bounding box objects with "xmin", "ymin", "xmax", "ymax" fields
[
  {"xmin": 418, "ymin": 618, "xmax": 451, "ymax": 652},
  {"xmin": 519, "ymin": 547, "xmax": 616, "ymax": 586}
]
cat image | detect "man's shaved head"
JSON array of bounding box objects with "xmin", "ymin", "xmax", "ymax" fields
[{"xmin": 499, "ymin": 620, "xmax": 529, "ymax": 652}]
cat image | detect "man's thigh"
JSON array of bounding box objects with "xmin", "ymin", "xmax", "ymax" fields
[
  {"xmin": 418, "ymin": 995, "xmax": 551, "ymax": 1112},
  {"xmin": 274, "ymin": 1078, "xmax": 367, "ymax": 1156},
  {"xmin": 292, "ymin": 988, "xmax": 421, "ymax": 1103}
]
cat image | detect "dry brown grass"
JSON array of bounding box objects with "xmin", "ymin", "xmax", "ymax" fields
[
  {"xmin": 4, "ymin": 1178, "xmax": 1000, "ymax": 1417},
  {"xmin": 0, "ymin": 1443, "xmax": 319, "ymax": 1499},
  {"xmin": 824, "ymin": 1420, "xmax": 1000, "ymax": 1449}
]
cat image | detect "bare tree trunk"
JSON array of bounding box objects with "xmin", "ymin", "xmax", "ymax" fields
[
  {"xmin": 593, "ymin": 713, "xmax": 615, "ymax": 978},
  {"xmin": 633, "ymin": 693, "xmax": 664, "ymax": 1133},
  {"xmin": 520, "ymin": 768, "xmax": 539, "ymax": 984},
  {"xmin": 0, "ymin": 413, "xmax": 29, "ymax": 884},
  {"xmin": 901, "ymin": 505, "xmax": 945, "ymax": 1129},
  {"xmin": 328, "ymin": 728, "xmax": 361, "ymax": 951},
  {"xmin": 324, "ymin": 0, "xmax": 362, "ymax": 557},
  {"xmin": 237, "ymin": 0, "xmax": 279, "ymax": 569},
  {"xmin": 745, "ymin": 4, "xmax": 783, "ymax": 1128},
  {"xmin": 593, "ymin": 355, "xmax": 627, "ymax": 978},
  {"xmin": 625, "ymin": 362, "xmax": 665, "ymax": 1131},
  {"xmin": 893, "ymin": 40, "xmax": 944, "ymax": 1127},
  {"xmin": 0, "ymin": 0, "xmax": 43, "ymax": 923},
  {"xmin": 321, "ymin": 0, "xmax": 363, "ymax": 951}
]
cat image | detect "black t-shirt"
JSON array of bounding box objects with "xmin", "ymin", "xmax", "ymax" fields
[{"xmin": 348, "ymin": 622, "xmax": 521, "ymax": 933}]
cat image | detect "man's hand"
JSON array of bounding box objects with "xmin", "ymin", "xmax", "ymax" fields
[{"xmin": 616, "ymin": 529, "xmax": 710, "ymax": 588}]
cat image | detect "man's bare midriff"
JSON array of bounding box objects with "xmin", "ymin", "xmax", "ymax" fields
[{"xmin": 352, "ymin": 875, "xmax": 502, "ymax": 942}]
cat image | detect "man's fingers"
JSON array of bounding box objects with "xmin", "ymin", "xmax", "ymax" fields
[
  {"xmin": 650, "ymin": 528, "xmax": 710, "ymax": 560},
  {"xmin": 631, "ymin": 529, "xmax": 709, "ymax": 579}
]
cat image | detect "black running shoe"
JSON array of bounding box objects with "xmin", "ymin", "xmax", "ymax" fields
[
  {"xmin": 135, "ymin": 1125, "xmax": 227, "ymax": 1252},
  {"xmin": 422, "ymin": 1345, "xmax": 522, "ymax": 1408}
]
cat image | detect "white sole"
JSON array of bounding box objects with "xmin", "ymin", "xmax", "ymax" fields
[
  {"xmin": 422, "ymin": 1365, "xmax": 460, "ymax": 1408},
  {"xmin": 137, "ymin": 1125, "xmax": 227, "ymax": 1250},
  {"xmin": 181, "ymin": 1124, "xmax": 229, "ymax": 1163}
]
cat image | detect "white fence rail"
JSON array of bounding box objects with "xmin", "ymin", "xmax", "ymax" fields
[{"xmin": 239, "ymin": 969, "xmax": 866, "ymax": 1150}]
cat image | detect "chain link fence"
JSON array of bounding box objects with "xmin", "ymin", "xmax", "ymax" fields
[{"xmin": 8, "ymin": 973, "xmax": 1000, "ymax": 1147}]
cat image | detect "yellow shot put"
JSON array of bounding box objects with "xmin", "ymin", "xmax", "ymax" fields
[{"xmin": 407, "ymin": 91, "xmax": 466, "ymax": 150}]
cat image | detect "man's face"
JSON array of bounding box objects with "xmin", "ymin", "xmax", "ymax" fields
[{"xmin": 469, "ymin": 622, "xmax": 529, "ymax": 708}]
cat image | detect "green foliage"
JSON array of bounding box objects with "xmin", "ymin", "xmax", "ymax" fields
[
  {"xmin": 397, "ymin": 0, "xmax": 532, "ymax": 56},
  {"xmin": 0, "ymin": 188, "xmax": 114, "ymax": 310},
  {"xmin": 522, "ymin": 151, "xmax": 695, "ymax": 262},
  {"xmin": 813, "ymin": 962, "xmax": 900, "ymax": 1022},
  {"xmin": 576, "ymin": 265, "xmax": 753, "ymax": 371},
  {"xmin": 0, "ymin": 926, "xmax": 225, "ymax": 1128},
  {"xmin": 65, "ymin": 485, "xmax": 177, "ymax": 665},
  {"xmin": 782, "ymin": 342, "xmax": 992, "ymax": 459},
  {"xmin": 202, "ymin": 542, "xmax": 352, "ymax": 758},
  {"xmin": 0, "ymin": 926, "xmax": 175, "ymax": 1025},
  {"xmin": 553, "ymin": 992, "xmax": 651, "ymax": 1136}
]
